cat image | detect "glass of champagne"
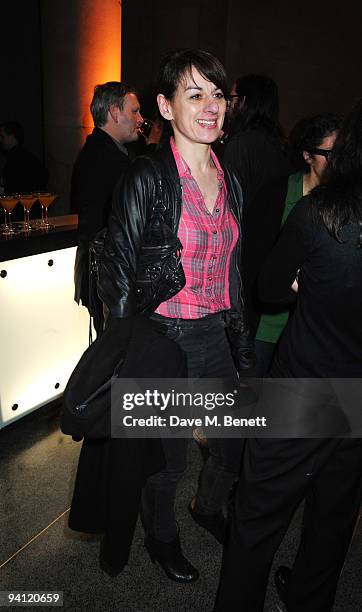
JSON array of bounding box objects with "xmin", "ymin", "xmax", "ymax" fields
[
  {"xmin": 0, "ymin": 195, "xmax": 18, "ymax": 235},
  {"xmin": 18, "ymin": 193, "xmax": 38, "ymax": 232},
  {"xmin": 37, "ymin": 192, "xmax": 56, "ymax": 228},
  {"xmin": 138, "ymin": 118, "xmax": 153, "ymax": 139}
]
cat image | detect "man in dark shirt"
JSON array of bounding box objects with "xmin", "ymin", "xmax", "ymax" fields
[{"xmin": 71, "ymin": 81, "xmax": 143, "ymax": 334}]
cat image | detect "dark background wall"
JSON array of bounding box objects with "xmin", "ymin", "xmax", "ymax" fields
[
  {"xmin": 1, "ymin": 0, "xmax": 361, "ymax": 212},
  {"xmin": 122, "ymin": 0, "xmax": 362, "ymax": 131},
  {"xmin": 0, "ymin": 0, "xmax": 43, "ymax": 160}
]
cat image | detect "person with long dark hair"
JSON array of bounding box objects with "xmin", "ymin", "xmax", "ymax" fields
[
  {"xmin": 222, "ymin": 74, "xmax": 291, "ymax": 336},
  {"xmin": 97, "ymin": 49, "xmax": 254, "ymax": 582},
  {"xmin": 215, "ymin": 100, "xmax": 362, "ymax": 611},
  {"xmin": 224, "ymin": 73, "xmax": 289, "ymax": 207}
]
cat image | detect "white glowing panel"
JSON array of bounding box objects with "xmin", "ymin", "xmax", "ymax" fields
[{"xmin": 0, "ymin": 247, "xmax": 90, "ymax": 428}]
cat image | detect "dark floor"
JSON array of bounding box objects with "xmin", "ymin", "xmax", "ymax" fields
[{"xmin": 0, "ymin": 404, "xmax": 361, "ymax": 612}]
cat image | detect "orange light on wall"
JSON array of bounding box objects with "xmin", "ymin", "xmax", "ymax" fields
[
  {"xmin": 39, "ymin": 0, "xmax": 122, "ymax": 214},
  {"xmin": 77, "ymin": 0, "xmax": 122, "ymax": 131}
]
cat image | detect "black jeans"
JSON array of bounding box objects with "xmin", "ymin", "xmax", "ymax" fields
[{"xmin": 141, "ymin": 312, "xmax": 243, "ymax": 542}]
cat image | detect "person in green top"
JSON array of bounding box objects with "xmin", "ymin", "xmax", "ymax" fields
[{"xmin": 255, "ymin": 112, "xmax": 341, "ymax": 375}]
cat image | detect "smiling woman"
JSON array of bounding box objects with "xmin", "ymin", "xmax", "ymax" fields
[
  {"xmin": 157, "ymin": 68, "xmax": 227, "ymax": 148},
  {"xmin": 94, "ymin": 48, "xmax": 255, "ymax": 582},
  {"xmin": 157, "ymin": 68, "xmax": 228, "ymax": 214}
]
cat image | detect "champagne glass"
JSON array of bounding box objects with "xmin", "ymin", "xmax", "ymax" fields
[
  {"xmin": 36, "ymin": 192, "xmax": 56, "ymax": 228},
  {"xmin": 0, "ymin": 195, "xmax": 18, "ymax": 235},
  {"xmin": 33, "ymin": 192, "xmax": 47, "ymax": 227},
  {"xmin": 138, "ymin": 119, "xmax": 153, "ymax": 139},
  {"xmin": 18, "ymin": 193, "xmax": 37, "ymax": 232}
]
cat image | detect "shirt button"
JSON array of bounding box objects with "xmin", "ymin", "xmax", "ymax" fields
[
  {"xmin": 212, "ymin": 230, "xmax": 217, "ymax": 234},
  {"xmin": 208, "ymin": 277, "xmax": 212, "ymax": 281},
  {"xmin": 215, "ymin": 208, "xmax": 220, "ymax": 213},
  {"xmin": 211, "ymin": 299, "xmax": 215, "ymax": 303}
]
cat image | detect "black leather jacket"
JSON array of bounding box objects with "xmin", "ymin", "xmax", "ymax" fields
[{"xmin": 98, "ymin": 142, "xmax": 255, "ymax": 372}]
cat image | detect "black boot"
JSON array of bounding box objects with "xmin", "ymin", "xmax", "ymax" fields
[
  {"xmin": 274, "ymin": 565, "xmax": 291, "ymax": 608},
  {"xmin": 99, "ymin": 536, "xmax": 124, "ymax": 577},
  {"xmin": 188, "ymin": 502, "xmax": 226, "ymax": 544},
  {"xmin": 144, "ymin": 533, "xmax": 199, "ymax": 583}
]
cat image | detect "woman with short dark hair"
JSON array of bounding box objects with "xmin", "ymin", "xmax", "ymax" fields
[{"xmin": 98, "ymin": 48, "xmax": 254, "ymax": 582}]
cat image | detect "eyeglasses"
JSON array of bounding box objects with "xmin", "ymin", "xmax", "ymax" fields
[
  {"xmin": 227, "ymin": 94, "xmax": 239, "ymax": 108},
  {"xmin": 307, "ymin": 148, "xmax": 333, "ymax": 161}
]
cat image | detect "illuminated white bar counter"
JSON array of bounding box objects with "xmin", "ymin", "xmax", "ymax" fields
[{"xmin": 0, "ymin": 216, "xmax": 90, "ymax": 428}]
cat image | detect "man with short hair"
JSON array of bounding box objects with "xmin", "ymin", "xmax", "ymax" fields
[{"xmin": 72, "ymin": 82, "xmax": 143, "ymax": 334}]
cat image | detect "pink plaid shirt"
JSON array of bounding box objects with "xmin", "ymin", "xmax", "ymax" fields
[{"xmin": 156, "ymin": 138, "xmax": 239, "ymax": 319}]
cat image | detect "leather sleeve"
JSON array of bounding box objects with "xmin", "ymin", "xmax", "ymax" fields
[
  {"xmin": 223, "ymin": 166, "xmax": 256, "ymax": 374},
  {"xmin": 258, "ymin": 198, "xmax": 316, "ymax": 304},
  {"xmin": 97, "ymin": 157, "xmax": 157, "ymax": 317}
]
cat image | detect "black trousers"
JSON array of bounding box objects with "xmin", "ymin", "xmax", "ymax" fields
[
  {"xmin": 215, "ymin": 436, "xmax": 362, "ymax": 612},
  {"xmin": 142, "ymin": 313, "xmax": 243, "ymax": 542},
  {"xmin": 255, "ymin": 338, "xmax": 276, "ymax": 377}
]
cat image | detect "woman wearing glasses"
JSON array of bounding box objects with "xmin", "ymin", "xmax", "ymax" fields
[
  {"xmin": 255, "ymin": 113, "xmax": 341, "ymax": 375},
  {"xmin": 97, "ymin": 49, "xmax": 254, "ymax": 582}
]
